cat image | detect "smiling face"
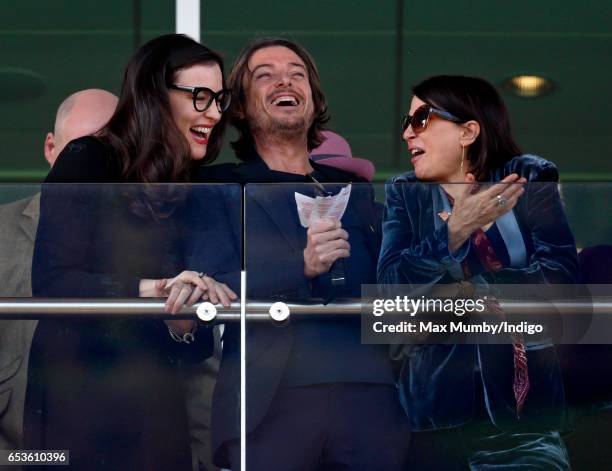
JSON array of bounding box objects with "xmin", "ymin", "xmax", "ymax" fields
[
  {"xmin": 168, "ymin": 62, "xmax": 223, "ymax": 160},
  {"xmin": 402, "ymin": 96, "xmax": 467, "ymax": 182},
  {"xmin": 242, "ymin": 46, "xmax": 314, "ymax": 138}
]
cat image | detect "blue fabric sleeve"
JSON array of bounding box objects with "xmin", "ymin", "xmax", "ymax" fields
[{"xmin": 377, "ymin": 180, "xmax": 470, "ymax": 288}]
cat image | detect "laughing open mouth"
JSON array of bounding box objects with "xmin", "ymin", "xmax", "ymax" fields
[
  {"xmin": 189, "ymin": 125, "xmax": 212, "ymax": 143},
  {"xmin": 190, "ymin": 126, "xmax": 211, "ymax": 138},
  {"xmin": 271, "ymin": 95, "xmax": 299, "ymax": 107}
]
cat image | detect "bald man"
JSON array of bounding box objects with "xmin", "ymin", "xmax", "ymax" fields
[
  {"xmin": 0, "ymin": 89, "xmax": 117, "ymax": 452},
  {"xmin": 43, "ymin": 88, "xmax": 118, "ymax": 166}
]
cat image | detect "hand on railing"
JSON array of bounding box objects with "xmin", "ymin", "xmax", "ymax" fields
[{"xmin": 139, "ymin": 271, "xmax": 237, "ymax": 334}]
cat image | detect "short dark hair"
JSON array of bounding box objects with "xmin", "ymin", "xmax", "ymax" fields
[
  {"xmin": 413, "ymin": 75, "xmax": 522, "ymax": 180},
  {"xmin": 228, "ymin": 37, "xmax": 329, "ymax": 160},
  {"xmin": 102, "ymin": 34, "xmax": 227, "ymax": 182}
]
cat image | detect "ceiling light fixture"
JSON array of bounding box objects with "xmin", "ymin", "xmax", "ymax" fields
[{"xmin": 504, "ymin": 75, "xmax": 553, "ymax": 98}]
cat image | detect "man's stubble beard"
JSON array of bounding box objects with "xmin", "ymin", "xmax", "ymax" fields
[{"xmin": 247, "ymin": 107, "xmax": 311, "ymax": 141}]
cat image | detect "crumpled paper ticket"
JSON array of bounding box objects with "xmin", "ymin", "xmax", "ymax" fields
[{"xmin": 294, "ymin": 184, "xmax": 351, "ymax": 228}]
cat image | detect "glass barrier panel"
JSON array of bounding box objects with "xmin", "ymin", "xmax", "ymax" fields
[
  {"xmin": 244, "ymin": 182, "xmax": 410, "ymax": 470},
  {"xmin": 0, "ymin": 183, "xmax": 242, "ymax": 471},
  {"xmin": 4, "ymin": 180, "xmax": 611, "ymax": 470},
  {"xmin": 243, "ymin": 180, "xmax": 612, "ymax": 471}
]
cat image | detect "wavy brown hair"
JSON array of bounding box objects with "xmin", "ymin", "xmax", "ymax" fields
[
  {"xmin": 101, "ymin": 34, "xmax": 227, "ymax": 182},
  {"xmin": 228, "ymin": 37, "xmax": 329, "ymax": 160}
]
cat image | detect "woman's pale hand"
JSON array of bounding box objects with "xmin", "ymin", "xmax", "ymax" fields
[
  {"xmin": 162, "ymin": 271, "xmax": 237, "ymax": 313},
  {"xmin": 139, "ymin": 271, "xmax": 237, "ymax": 334},
  {"xmin": 447, "ymin": 173, "xmax": 526, "ymax": 253}
]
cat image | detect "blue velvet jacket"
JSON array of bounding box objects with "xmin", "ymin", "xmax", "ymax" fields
[{"xmin": 377, "ymin": 155, "xmax": 578, "ymax": 432}]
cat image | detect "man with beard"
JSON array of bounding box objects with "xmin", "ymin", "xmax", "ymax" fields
[{"xmin": 195, "ymin": 38, "xmax": 409, "ymax": 471}]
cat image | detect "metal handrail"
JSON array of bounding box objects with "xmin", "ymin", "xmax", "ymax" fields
[{"xmin": 0, "ymin": 298, "xmax": 612, "ymax": 320}]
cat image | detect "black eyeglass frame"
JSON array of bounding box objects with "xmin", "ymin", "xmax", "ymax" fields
[
  {"xmin": 168, "ymin": 84, "xmax": 231, "ymax": 113},
  {"xmin": 401, "ymin": 104, "xmax": 464, "ymax": 135}
]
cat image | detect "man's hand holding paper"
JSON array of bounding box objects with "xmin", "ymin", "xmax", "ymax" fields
[{"xmin": 296, "ymin": 185, "xmax": 352, "ymax": 278}]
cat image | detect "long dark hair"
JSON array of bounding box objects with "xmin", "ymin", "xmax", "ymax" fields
[
  {"xmin": 413, "ymin": 75, "xmax": 522, "ymax": 180},
  {"xmin": 229, "ymin": 37, "xmax": 329, "ymax": 160},
  {"xmin": 101, "ymin": 34, "xmax": 227, "ymax": 182}
]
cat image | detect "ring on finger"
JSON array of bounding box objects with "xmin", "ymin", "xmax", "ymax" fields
[
  {"xmin": 495, "ymin": 194, "xmax": 507, "ymax": 208},
  {"xmin": 197, "ymin": 272, "xmax": 207, "ymax": 279}
]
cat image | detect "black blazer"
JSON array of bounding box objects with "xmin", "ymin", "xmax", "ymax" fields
[
  {"xmin": 193, "ymin": 155, "xmax": 395, "ymax": 467},
  {"xmin": 25, "ymin": 137, "xmax": 213, "ymax": 471}
]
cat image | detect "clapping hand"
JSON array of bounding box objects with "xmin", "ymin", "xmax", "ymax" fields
[{"xmin": 447, "ymin": 173, "xmax": 526, "ymax": 252}]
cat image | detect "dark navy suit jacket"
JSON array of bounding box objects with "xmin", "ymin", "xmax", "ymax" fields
[
  {"xmin": 377, "ymin": 155, "xmax": 578, "ymax": 433},
  {"xmin": 193, "ymin": 155, "xmax": 394, "ymax": 467}
]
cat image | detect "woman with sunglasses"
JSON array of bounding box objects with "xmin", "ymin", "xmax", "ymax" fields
[
  {"xmin": 378, "ymin": 75, "xmax": 577, "ymax": 469},
  {"xmin": 24, "ymin": 34, "xmax": 236, "ymax": 470}
]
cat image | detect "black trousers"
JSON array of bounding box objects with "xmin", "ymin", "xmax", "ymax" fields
[{"xmin": 227, "ymin": 383, "xmax": 410, "ymax": 471}]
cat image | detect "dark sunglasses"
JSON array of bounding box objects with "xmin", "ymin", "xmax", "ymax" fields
[
  {"xmin": 168, "ymin": 84, "xmax": 231, "ymax": 113},
  {"xmin": 401, "ymin": 104, "xmax": 463, "ymax": 136}
]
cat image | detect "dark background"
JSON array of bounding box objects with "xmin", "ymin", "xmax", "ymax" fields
[{"xmin": 0, "ymin": 0, "xmax": 610, "ymax": 182}]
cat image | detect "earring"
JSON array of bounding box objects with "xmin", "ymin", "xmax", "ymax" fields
[{"xmin": 460, "ymin": 145, "xmax": 465, "ymax": 175}]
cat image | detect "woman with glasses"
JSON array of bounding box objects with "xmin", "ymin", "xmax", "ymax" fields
[
  {"xmin": 24, "ymin": 34, "xmax": 236, "ymax": 470},
  {"xmin": 378, "ymin": 75, "xmax": 578, "ymax": 469}
]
